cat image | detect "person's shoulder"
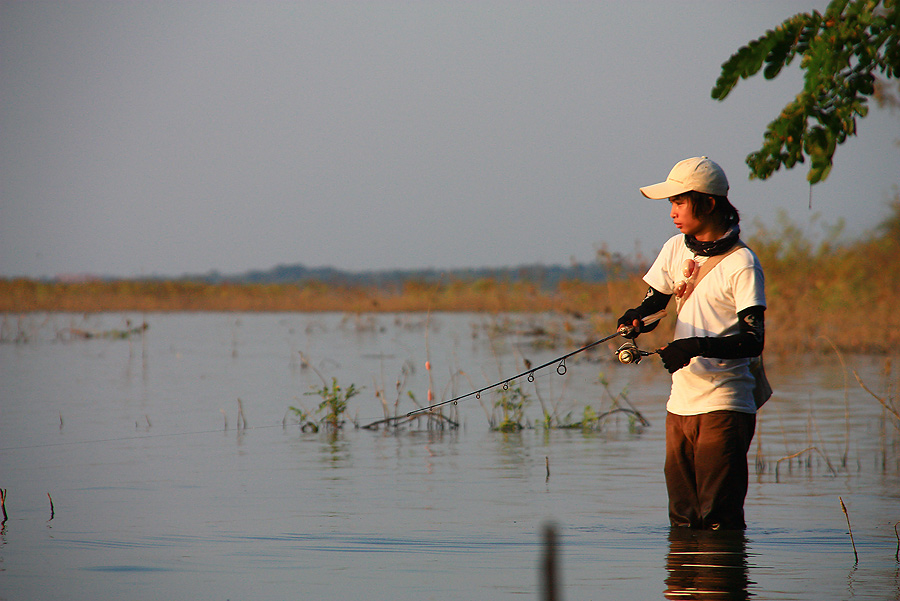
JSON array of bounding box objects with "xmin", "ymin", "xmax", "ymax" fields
[
  {"xmin": 660, "ymin": 234, "xmax": 684, "ymax": 252},
  {"xmin": 666, "ymin": 233, "xmax": 683, "ymax": 245},
  {"xmin": 727, "ymin": 241, "xmax": 764, "ymax": 272},
  {"xmin": 734, "ymin": 241, "xmax": 762, "ymax": 264}
]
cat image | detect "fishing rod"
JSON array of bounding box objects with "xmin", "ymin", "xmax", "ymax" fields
[{"xmin": 407, "ymin": 310, "xmax": 667, "ymax": 416}]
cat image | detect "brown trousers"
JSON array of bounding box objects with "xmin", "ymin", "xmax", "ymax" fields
[{"xmin": 665, "ymin": 411, "xmax": 756, "ymax": 530}]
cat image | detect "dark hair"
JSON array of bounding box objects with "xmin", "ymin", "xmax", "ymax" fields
[{"xmin": 688, "ymin": 191, "xmax": 739, "ymax": 231}]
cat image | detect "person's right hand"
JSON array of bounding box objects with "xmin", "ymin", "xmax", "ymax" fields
[
  {"xmin": 658, "ymin": 338, "xmax": 703, "ymax": 373},
  {"xmin": 616, "ymin": 309, "xmax": 642, "ymax": 339}
]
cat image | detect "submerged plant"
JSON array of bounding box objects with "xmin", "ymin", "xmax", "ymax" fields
[
  {"xmin": 534, "ymin": 409, "xmax": 554, "ymax": 430},
  {"xmin": 579, "ymin": 405, "xmax": 600, "ymax": 430},
  {"xmin": 552, "ymin": 374, "xmax": 650, "ymax": 432},
  {"xmin": 492, "ymin": 384, "xmax": 530, "ymax": 432},
  {"xmin": 306, "ymin": 378, "xmax": 361, "ymax": 430},
  {"xmin": 286, "ymin": 404, "xmax": 318, "ymax": 432}
]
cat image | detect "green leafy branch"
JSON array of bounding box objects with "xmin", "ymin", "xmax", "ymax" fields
[{"xmin": 712, "ymin": 0, "xmax": 900, "ymax": 184}]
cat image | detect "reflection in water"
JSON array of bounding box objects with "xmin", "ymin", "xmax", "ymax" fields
[
  {"xmin": 320, "ymin": 433, "xmax": 352, "ymax": 467},
  {"xmin": 664, "ymin": 527, "xmax": 753, "ymax": 600}
]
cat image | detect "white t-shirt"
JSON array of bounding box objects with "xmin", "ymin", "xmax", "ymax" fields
[{"xmin": 643, "ymin": 234, "xmax": 766, "ymax": 416}]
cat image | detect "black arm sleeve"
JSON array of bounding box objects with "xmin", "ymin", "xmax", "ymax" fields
[
  {"xmin": 699, "ymin": 306, "xmax": 765, "ymax": 359},
  {"xmin": 632, "ymin": 286, "xmax": 671, "ymax": 333}
]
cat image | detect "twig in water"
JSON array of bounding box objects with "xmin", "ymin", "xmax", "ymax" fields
[
  {"xmin": 424, "ymin": 311, "xmax": 435, "ymax": 414},
  {"xmin": 373, "ymin": 377, "xmax": 389, "ymax": 421},
  {"xmin": 839, "ymin": 497, "xmax": 858, "ymax": 564},
  {"xmin": 894, "ymin": 521, "xmax": 899, "ymax": 562},
  {"xmin": 853, "ymin": 370, "xmax": 900, "ymax": 426},
  {"xmin": 361, "ymin": 412, "xmax": 459, "ymax": 431},
  {"xmin": 237, "ymin": 398, "xmax": 247, "ymax": 430},
  {"xmin": 59, "ymin": 411, "xmax": 64, "ymax": 430},
  {"xmin": 774, "ymin": 447, "xmax": 837, "ymax": 482},
  {"xmin": 545, "ymin": 456, "xmax": 550, "ymax": 482},
  {"xmin": 221, "ymin": 409, "xmax": 228, "ymax": 431},
  {"xmin": 1, "ymin": 488, "xmax": 7, "ymax": 522},
  {"xmin": 806, "ymin": 403, "xmax": 837, "ymax": 475},
  {"xmin": 820, "ymin": 336, "xmax": 851, "ymax": 467},
  {"xmin": 48, "ymin": 492, "xmax": 54, "ymax": 521},
  {"xmin": 598, "ymin": 375, "xmax": 650, "ymax": 427}
]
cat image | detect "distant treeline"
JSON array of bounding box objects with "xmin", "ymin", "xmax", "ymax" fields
[
  {"xmin": 192, "ymin": 261, "xmax": 625, "ymax": 289},
  {"xmin": 3, "ymin": 198, "xmax": 899, "ymax": 355}
]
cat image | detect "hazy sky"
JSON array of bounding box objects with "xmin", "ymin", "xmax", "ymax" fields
[{"xmin": 1, "ymin": 1, "xmax": 897, "ymax": 279}]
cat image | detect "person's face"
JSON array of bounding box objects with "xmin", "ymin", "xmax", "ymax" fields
[{"xmin": 669, "ymin": 193, "xmax": 713, "ymax": 240}]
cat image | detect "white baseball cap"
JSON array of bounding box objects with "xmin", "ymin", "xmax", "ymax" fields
[{"xmin": 639, "ymin": 156, "xmax": 729, "ymax": 199}]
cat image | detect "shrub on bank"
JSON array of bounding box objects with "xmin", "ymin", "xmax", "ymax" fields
[{"xmin": 2, "ymin": 197, "xmax": 898, "ymax": 355}]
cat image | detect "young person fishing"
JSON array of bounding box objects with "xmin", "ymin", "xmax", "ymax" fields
[{"xmin": 617, "ymin": 156, "xmax": 766, "ymax": 530}]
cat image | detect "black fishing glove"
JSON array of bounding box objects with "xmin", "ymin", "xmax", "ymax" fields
[
  {"xmin": 658, "ymin": 338, "xmax": 706, "ymax": 373},
  {"xmin": 616, "ymin": 309, "xmax": 643, "ymax": 339},
  {"xmin": 617, "ymin": 287, "xmax": 672, "ymax": 339}
]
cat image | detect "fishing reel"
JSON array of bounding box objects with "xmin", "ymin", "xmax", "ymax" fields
[{"xmin": 615, "ymin": 341, "xmax": 651, "ymax": 365}]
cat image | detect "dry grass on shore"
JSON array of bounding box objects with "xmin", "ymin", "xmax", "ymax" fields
[
  {"xmin": 0, "ymin": 277, "xmax": 607, "ymax": 315},
  {"xmin": 2, "ymin": 202, "xmax": 899, "ymax": 356},
  {"xmin": 0, "ymin": 267, "xmax": 895, "ymax": 356}
]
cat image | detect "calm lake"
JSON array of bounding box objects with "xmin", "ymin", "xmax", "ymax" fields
[{"xmin": 2, "ymin": 312, "xmax": 899, "ymax": 600}]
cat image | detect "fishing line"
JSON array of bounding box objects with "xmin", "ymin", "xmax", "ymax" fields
[
  {"xmin": 0, "ymin": 412, "xmax": 462, "ymax": 452},
  {"xmin": 3, "ymin": 311, "xmax": 666, "ymax": 450},
  {"xmin": 407, "ymin": 310, "xmax": 666, "ymax": 416},
  {"xmin": 0, "ymin": 423, "xmax": 288, "ymax": 452}
]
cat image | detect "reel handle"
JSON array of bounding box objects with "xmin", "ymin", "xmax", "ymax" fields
[
  {"xmin": 617, "ymin": 309, "xmax": 668, "ymax": 337},
  {"xmin": 640, "ymin": 310, "xmax": 667, "ymax": 327}
]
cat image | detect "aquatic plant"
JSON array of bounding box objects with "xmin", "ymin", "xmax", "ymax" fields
[
  {"xmin": 285, "ymin": 404, "xmax": 318, "ymax": 432},
  {"xmin": 305, "ymin": 378, "xmax": 360, "ymax": 431},
  {"xmin": 61, "ymin": 321, "xmax": 148, "ymax": 340},
  {"xmin": 576, "ymin": 405, "xmax": 601, "ymax": 430},
  {"xmin": 595, "ymin": 373, "xmax": 650, "ymax": 431},
  {"xmin": 557, "ymin": 400, "xmax": 649, "ymax": 433},
  {"xmin": 491, "ymin": 384, "xmax": 530, "ymax": 432}
]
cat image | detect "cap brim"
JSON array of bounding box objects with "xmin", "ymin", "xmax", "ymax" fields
[{"xmin": 639, "ymin": 180, "xmax": 690, "ymax": 200}]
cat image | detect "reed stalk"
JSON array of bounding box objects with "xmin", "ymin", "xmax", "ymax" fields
[
  {"xmin": 839, "ymin": 497, "xmax": 858, "ymax": 564},
  {"xmin": 237, "ymin": 398, "xmax": 247, "ymax": 430},
  {"xmin": 774, "ymin": 447, "xmax": 837, "ymax": 482},
  {"xmin": 853, "ymin": 370, "xmax": 900, "ymax": 426},
  {"xmin": 821, "ymin": 337, "xmax": 852, "ymax": 467}
]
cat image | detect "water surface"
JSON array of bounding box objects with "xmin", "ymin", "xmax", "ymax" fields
[{"xmin": 2, "ymin": 313, "xmax": 898, "ymax": 600}]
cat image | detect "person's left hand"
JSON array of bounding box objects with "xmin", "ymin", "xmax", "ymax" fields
[
  {"xmin": 616, "ymin": 309, "xmax": 643, "ymax": 339},
  {"xmin": 658, "ymin": 338, "xmax": 703, "ymax": 373}
]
